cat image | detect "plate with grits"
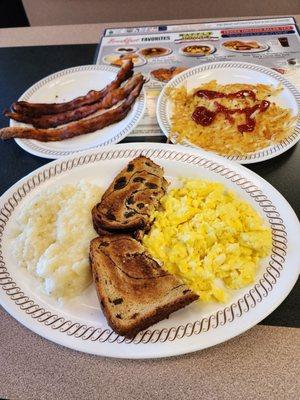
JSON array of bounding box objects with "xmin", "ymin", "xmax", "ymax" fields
[
  {"xmin": 157, "ymin": 61, "xmax": 300, "ymax": 164},
  {"xmin": 0, "ymin": 143, "xmax": 299, "ymax": 358}
]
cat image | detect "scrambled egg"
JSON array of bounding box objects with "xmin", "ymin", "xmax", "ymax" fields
[{"xmin": 143, "ymin": 179, "xmax": 272, "ymax": 302}]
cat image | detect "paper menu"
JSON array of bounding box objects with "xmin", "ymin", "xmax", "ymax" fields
[{"xmin": 95, "ymin": 17, "xmax": 300, "ymax": 141}]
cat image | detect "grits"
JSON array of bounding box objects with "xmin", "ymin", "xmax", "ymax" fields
[{"xmin": 14, "ymin": 181, "xmax": 102, "ymax": 299}]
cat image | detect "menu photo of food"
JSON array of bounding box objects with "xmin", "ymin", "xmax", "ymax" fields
[
  {"xmin": 222, "ymin": 40, "xmax": 269, "ymax": 53},
  {"xmin": 116, "ymin": 46, "xmax": 137, "ymax": 54},
  {"xmin": 179, "ymin": 43, "xmax": 216, "ymax": 57},
  {"xmin": 138, "ymin": 47, "xmax": 172, "ymax": 58},
  {"xmin": 150, "ymin": 66, "xmax": 188, "ymax": 82},
  {"xmin": 103, "ymin": 53, "xmax": 147, "ymax": 67}
]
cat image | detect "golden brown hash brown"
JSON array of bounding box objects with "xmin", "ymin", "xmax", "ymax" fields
[{"xmin": 168, "ymin": 80, "xmax": 296, "ymax": 156}]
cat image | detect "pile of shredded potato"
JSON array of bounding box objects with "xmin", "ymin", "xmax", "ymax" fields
[
  {"xmin": 143, "ymin": 179, "xmax": 272, "ymax": 302},
  {"xmin": 168, "ymin": 80, "xmax": 296, "ymax": 156}
]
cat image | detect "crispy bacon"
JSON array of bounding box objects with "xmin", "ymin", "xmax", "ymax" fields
[
  {"xmin": 5, "ymin": 74, "xmax": 143, "ymax": 129},
  {"xmin": 11, "ymin": 60, "xmax": 133, "ymax": 117},
  {"xmin": 0, "ymin": 78, "xmax": 144, "ymax": 142}
]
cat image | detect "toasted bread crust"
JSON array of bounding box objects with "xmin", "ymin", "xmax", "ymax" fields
[
  {"xmin": 90, "ymin": 235, "xmax": 198, "ymax": 338},
  {"xmin": 92, "ymin": 156, "xmax": 168, "ymax": 234},
  {"xmin": 109, "ymin": 292, "xmax": 198, "ymax": 338}
]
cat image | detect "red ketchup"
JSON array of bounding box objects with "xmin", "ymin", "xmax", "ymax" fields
[
  {"xmin": 195, "ymin": 89, "xmax": 257, "ymax": 101},
  {"xmin": 192, "ymin": 106, "xmax": 216, "ymax": 126},
  {"xmin": 192, "ymin": 89, "xmax": 270, "ymax": 133},
  {"xmin": 259, "ymin": 100, "xmax": 271, "ymax": 111},
  {"xmin": 236, "ymin": 100, "xmax": 270, "ymax": 133}
]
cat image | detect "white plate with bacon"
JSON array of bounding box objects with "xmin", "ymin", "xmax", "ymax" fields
[
  {"xmin": 157, "ymin": 61, "xmax": 300, "ymax": 164},
  {"xmin": 2, "ymin": 63, "xmax": 145, "ymax": 159}
]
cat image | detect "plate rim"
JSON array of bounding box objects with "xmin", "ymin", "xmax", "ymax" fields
[
  {"xmin": 156, "ymin": 61, "xmax": 300, "ymax": 164},
  {"xmin": 12, "ymin": 64, "xmax": 146, "ymax": 159},
  {"xmin": 0, "ymin": 142, "xmax": 299, "ymax": 358}
]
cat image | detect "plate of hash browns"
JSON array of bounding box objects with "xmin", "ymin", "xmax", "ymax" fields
[{"xmin": 157, "ymin": 61, "xmax": 300, "ymax": 163}]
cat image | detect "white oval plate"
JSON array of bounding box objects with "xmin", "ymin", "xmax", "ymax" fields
[
  {"xmin": 12, "ymin": 65, "xmax": 146, "ymax": 159},
  {"xmin": 222, "ymin": 41, "xmax": 269, "ymax": 53},
  {"xmin": 157, "ymin": 61, "xmax": 300, "ymax": 164},
  {"xmin": 0, "ymin": 143, "xmax": 299, "ymax": 359}
]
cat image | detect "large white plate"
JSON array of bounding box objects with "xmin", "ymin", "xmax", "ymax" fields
[
  {"xmin": 157, "ymin": 61, "xmax": 300, "ymax": 164},
  {"xmin": 0, "ymin": 143, "xmax": 299, "ymax": 359},
  {"xmin": 12, "ymin": 65, "xmax": 146, "ymax": 159}
]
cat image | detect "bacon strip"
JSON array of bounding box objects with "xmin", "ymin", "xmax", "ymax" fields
[
  {"xmin": 5, "ymin": 74, "xmax": 143, "ymax": 129},
  {"xmin": 11, "ymin": 60, "xmax": 133, "ymax": 117},
  {"xmin": 0, "ymin": 78, "xmax": 144, "ymax": 142}
]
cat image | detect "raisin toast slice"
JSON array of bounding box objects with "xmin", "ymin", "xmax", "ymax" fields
[
  {"xmin": 90, "ymin": 234, "xmax": 198, "ymax": 338},
  {"xmin": 92, "ymin": 156, "xmax": 168, "ymax": 234}
]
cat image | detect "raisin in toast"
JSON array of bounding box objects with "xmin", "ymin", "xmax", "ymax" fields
[
  {"xmin": 90, "ymin": 235, "xmax": 198, "ymax": 338},
  {"xmin": 92, "ymin": 156, "xmax": 168, "ymax": 234}
]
